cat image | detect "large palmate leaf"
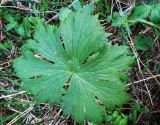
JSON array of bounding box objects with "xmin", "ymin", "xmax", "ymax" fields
[{"xmin": 13, "ymin": 7, "xmax": 134, "ymax": 123}]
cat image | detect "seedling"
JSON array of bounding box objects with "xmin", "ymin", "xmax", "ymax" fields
[{"xmin": 13, "ymin": 7, "xmax": 134, "ymax": 123}]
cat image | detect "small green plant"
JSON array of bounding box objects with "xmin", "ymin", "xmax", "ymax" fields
[
  {"xmin": 134, "ymin": 34, "xmax": 153, "ymax": 51},
  {"xmin": 106, "ymin": 110, "xmax": 128, "ymax": 125},
  {"xmin": 3, "ymin": 11, "xmax": 44, "ymax": 37},
  {"xmin": 0, "ymin": 41, "xmax": 12, "ymax": 52},
  {"xmin": 108, "ymin": 3, "xmax": 160, "ymax": 30},
  {"xmin": 129, "ymin": 102, "xmax": 149, "ymax": 125},
  {"xmin": 13, "ymin": 7, "xmax": 134, "ymax": 123}
]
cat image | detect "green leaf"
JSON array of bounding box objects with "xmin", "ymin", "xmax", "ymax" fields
[
  {"xmin": 150, "ymin": 3, "xmax": 160, "ymax": 23},
  {"xmin": 106, "ymin": 115, "xmax": 113, "ymax": 122},
  {"xmin": 59, "ymin": 8, "xmax": 72, "ymax": 21},
  {"xmin": 132, "ymin": 18, "xmax": 160, "ymax": 30},
  {"xmin": 130, "ymin": 4, "xmax": 152, "ymax": 21},
  {"xmin": 40, "ymin": 0, "xmax": 49, "ymax": 11},
  {"xmin": 13, "ymin": 7, "xmax": 134, "ymax": 123},
  {"xmin": 119, "ymin": 116, "xmax": 128, "ymax": 125},
  {"xmin": 0, "ymin": 41, "xmax": 12, "ymax": 51},
  {"xmin": 83, "ymin": 2, "xmax": 95, "ymax": 13},
  {"xmin": 17, "ymin": 18, "xmax": 31, "ymax": 37},
  {"xmin": 60, "ymin": 8, "xmax": 107, "ymax": 63},
  {"xmin": 110, "ymin": 12, "xmax": 125, "ymax": 27},
  {"xmin": 72, "ymin": 0, "xmax": 81, "ymax": 10},
  {"xmin": 23, "ymin": 25, "xmax": 66, "ymax": 64},
  {"xmin": 14, "ymin": 50, "xmax": 71, "ymax": 103},
  {"xmin": 0, "ymin": 44, "xmax": 8, "ymax": 51},
  {"xmin": 115, "ymin": 115, "xmax": 123, "ymax": 124},
  {"xmin": 112, "ymin": 111, "xmax": 119, "ymax": 118},
  {"xmin": 28, "ymin": 16, "xmax": 45, "ymax": 25},
  {"xmin": 6, "ymin": 21, "xmax": 18, "ymax": 31},
  {"xmin": 134, "ymin": 35, "xmax": 153, "ymax": 51},
  {"xmin": 17, "ymin": 24, "xmax": 25, "ymax": 36},
  {"xmin": 1, "ymin": 113, "xmax": 18, "ymax": 123},
  {"xmin": 4, "ymin": 13, "xmax": 14, "ymax": 22}
]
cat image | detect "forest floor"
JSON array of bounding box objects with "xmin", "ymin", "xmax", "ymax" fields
[{"xmin": 0, "ymin": 0, "xmax": 160, "ymax": 125}]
